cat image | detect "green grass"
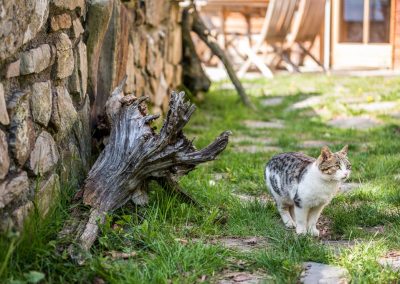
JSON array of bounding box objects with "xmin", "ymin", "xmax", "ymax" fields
[{"xmin": 1, "ymin": 73, "xmax": 400, "ymax": 283}]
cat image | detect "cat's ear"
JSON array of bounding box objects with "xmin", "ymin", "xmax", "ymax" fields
[
  {"xmin": 320, "ymin": 146, "xmax": 332, "ymax": 160},
  {"xmin": 339, "ymin": 145, "xmax": 349, "ymax": 156}
]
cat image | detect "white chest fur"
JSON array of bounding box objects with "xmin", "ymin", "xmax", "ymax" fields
[{"xmin": 296, "ymin": 163, "xmax": 340, "ymax": 208}]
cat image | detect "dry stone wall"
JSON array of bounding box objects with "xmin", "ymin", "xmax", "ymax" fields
[{"xmin": 0, "ymin": 0, "xmax": 183, "ymax": 231}]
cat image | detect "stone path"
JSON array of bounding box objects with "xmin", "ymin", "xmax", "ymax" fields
[
  {"xmin": 300, "ymin": 140, "xmax": 332, "ymax": 148},
  {"xmin": 232, "ymin": 193, "xmax": 273, "ymax": 205},
  {"xmin": 230, "ymin": 136, "xmax": 274, "ymax": 145},
  {"xmin": 327, "ymin": 116, "xmax": 382, "ymax": 130},
  {"xmin": 349, "ymin": 101, "xmax": 398, "ymax": 113},
  {"xmin": 339, "ymin": 182, "xmax": 362, "ymax": 193},
  {"xmin": 234, "ymin": 145, "xmax": 282, "ymax": 154},
  {"xmin": 379, "ymin": 251, "xmax": 400, "ymax": 271},
  {"xmin": 243, "ymin": 120, "xmax": 285, "ymax": 129},
  {"xmin": 260, "ymin": 97, "xmax": 284, "ymax": 107},
  {"xmin": 300, "ymin": 262, "xmax": 350, "ymax": 284},
  {"xmin": 217, "ymin": 271, "xmax": 268, "ymax": 284},
  {"xmin": 207, "ymin": 236, "xmax": 269, "ymax": 253}
]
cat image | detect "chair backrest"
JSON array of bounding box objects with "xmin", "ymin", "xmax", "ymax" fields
[
  {"xmin": 289, "ymin": 0, "xmax": 326, "ymax": 44},
  {"xmin": 262, "ymin": 0, "xmax": 300, "ymax": 43}
]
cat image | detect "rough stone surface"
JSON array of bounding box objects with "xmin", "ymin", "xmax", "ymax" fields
[
  {"xmin": 0, "ymin": 83, "xmax": 10, "ymax": 125},
  {"xmin": 72, "ymin": 18, "xmax": 84, "ymax": 38},
  {"xmin": 340, "ymin": 183, "xmax": 361, "ymax": 193},
  {"xmin": 230, "ymin": 136, "xmax": 274, "ymax": 145},
  {"xmin": 12, "ymin": 201, "xmax": 33, "ymax": 229},
  {"xmin": 300, "ymin": 262, "xmax": 350, "ymax": 284},
  {"xmin": 69, "ymin": 39, "xmax": 87, "ymax": 103},
  {"xmin": 36, "ymin": 174, "xmax": 60, "ymax": 216},
  {"xmin": 20, "ymin": 44, "xmax": 52, "ymax": 75},
  {"xmin": 243, "ymin": 120, "xmax": 285, "ymax": 129},
  {"xmin": 0, "ymin": 171, "xmax": 29, "ymax": 209},
  {"xmin": 6, "ymin": 59, "xmax": 21, "ymax": 78},
  {"xmin": 0, "ymin": 0, "xmax": 49, "ymax": 60},
  {"xmin": 7, "ymin": 92, "xmax": 34, "ymax": 166},
  {"xmin": 30, "ymin": 81, "xmax": 52, "ymax": 126},
  {"xmin": 349, "ymin": 101, "xmax": 398, "ymax": 113},
  {"xmin": 379, "ymin": 251, "xmax": 400, "ymax": 271},
  {"xmin": 232, "ymin": 193, "xmax": 272, "ymax": 205},
  {"xmin": 300, "ymin": 140, "xmax": 332, "ymax": 148},
  {"xmin": 50, "ymin": 13, "xmax": 72, "ymax": 31},
  {"xmin": 327, "ymin": 116, "xmax": 382, "ymax": 130},
  {"xmin": 0, "ymin": 130, "xmax": 10, "ymax": 180},
  {"xmin": 51, "ymin": 86, "xmax": 78, "ymax": 138},
  {"xmin": 52, "ymin": 0, "xmax": 85, "ymax": 12},
  {"xmin": 55, "ymin": 33, "xmax": 74, "ymax": 79},
  {"xmin": 29, "ymin": 131, "xmax": 59, "ymax": 175}
]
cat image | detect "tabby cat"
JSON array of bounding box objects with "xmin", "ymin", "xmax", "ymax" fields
[{"xmin": 265, "ymin": 145, "xmax": 351, "ymax": 236}]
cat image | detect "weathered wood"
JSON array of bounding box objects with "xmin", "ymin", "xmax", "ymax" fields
[
  {"xmin": 182, "ymin": 7, "xmax": 211, "ymax": 96},
  {"xmin": 186, "ymin": 6, "xmax": 254, "ymax": 109},
  {"xmin": 59, "ymin": 78, "xmax": 230, "ymax": 262}
]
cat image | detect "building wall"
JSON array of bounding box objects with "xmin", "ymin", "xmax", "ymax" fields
[{"xmin": 0, "ymin": 0, "xmax": 183, "ymax": 231}]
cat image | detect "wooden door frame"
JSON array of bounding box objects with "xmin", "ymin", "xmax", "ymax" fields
[{"xmin": 331, "ymin": 0, "xmax": 394, "ymax": 68}]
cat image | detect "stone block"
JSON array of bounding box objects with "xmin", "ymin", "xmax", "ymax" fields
[
  {"xmin": 0, "ymin": 171, "xmax": 29, "ymax": 209},
  {"xmin": 72, "ymin": 18, "xmax": 84, "ymax": 38},
  {"xmin": 0, "ymin": 83, "xmax": 10, "ymax": 125},
  {"xmin": 50, "ymin": 13, "xmax": 72, "ymax": 31},
  {"xmin": 51, "ymin": 86, "xmax": 78, "ymax": 138},
  {"xmin": 52, "ymin": 0, "xmax": 85, "ymax": 13},
  {"xmin": 30, "ymin": 81, "xmax": 52, "ymax": 126},
  {"xmin": 7, "ymin": 91, "xmax": 34, "ymax": 166},
  {"xmin": 0, "ymin": 130, "xmax": 10, "ymax": 180},
  {"xmin": 36, "ymin": 174, "xmax": 60, "ymax": 216},
  {"xmin": 6, "ymin": 60, "xmax": 20, "ymax": 78},
  {"xmin": 29, "ymin": 131, "xmax": 59, "ymax": 175},
  {"xmin": 12, "ymin": 201, "xmax": 33, "ymax": 229},
  {"xmin": 20, "ymin": 44, "xmax": 52, "ymax": 75},
  {"xmin": 55, "ymin": 33, "xmax": 74, "ymax": 79}
]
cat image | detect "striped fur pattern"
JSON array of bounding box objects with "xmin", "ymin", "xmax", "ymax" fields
[{"xmin": 265, "ymin": 146, "xmax": 351, "ymax": 236}]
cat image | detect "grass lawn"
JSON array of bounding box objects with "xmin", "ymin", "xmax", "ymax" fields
[{"xmin": 1, "ymin": 74, "xmax": 400, "ymax": 283}]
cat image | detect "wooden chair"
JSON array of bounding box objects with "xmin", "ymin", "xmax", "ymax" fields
[
  {"xmin": 237, "ymin": 0, "xmax": 300, "ymax": 78},
  {"xmin": 286, "ymin": 0, "xmax": 327, "ymax": 71}
]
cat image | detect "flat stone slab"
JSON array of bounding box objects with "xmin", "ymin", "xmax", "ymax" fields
[
  {"xmin": 300, "ymin": 140, "xmax": 332, "ymax": 148},
  {"xmin": 235, "ymin": 145, "xmax": 282, "ymax": 154},
  {"xmin": 379, "ymin": 251, "xmax": 400, "ymax": 271},
  {"xmin": 218, "ymin": 271, "xmax": 268, "ymax": 284},
  {"xmin": 300, "ymin": 262, "xmax": 350, "ymax": 284},
  {"xmin": 322, "ymin": 240, "xmax": 357, "ymax": 255},
  {"xmin": 349, "ymin": 101, "xmax": 398, "ymax": 113},
  {"xmin": 208, "ymin": 237, "xmax": 269, "ymax": 252},
  {"xmin": 327, "ymin": 116, "xmax": 382, "ymax": 130},
  {"xmin": 230, "ymin": 136, "xmax": 274, "ymax": 145},
  {"xmin": 243, "ymin": 120, "xmax": 285, "ymax": 129},
  {"xmin": 290, "ymin": 96, "xmax": 323, "ymax": 110},
  {"xmin": 260, "ymin": 97, "xmax": 284, "ymax": 107}
]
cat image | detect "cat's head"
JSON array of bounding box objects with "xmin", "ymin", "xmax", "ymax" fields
[{"xmin": 317, "ymin": 145, "xmax": 351, "ymax": 181}]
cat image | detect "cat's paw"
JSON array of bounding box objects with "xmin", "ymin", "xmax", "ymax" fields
[
  {"xmin": 295, "ymin": 226, "xmax": 307, "ymax": 235},
  {"xmin": 284, "ymin": 220, "xmax": 296, "ymax": 229},
  {"xmin": 310, "ymin": 228, "xmax": 320, "ymax": 237}
]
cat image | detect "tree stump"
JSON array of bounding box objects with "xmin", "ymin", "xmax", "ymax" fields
[{"xmin": 58, "ymin": 78, "xmax": 231, "ymax": 263}]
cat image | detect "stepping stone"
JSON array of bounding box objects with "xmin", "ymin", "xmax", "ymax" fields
[
  {"xmin": 232, "ymin": 193, "xmax": 273, "ymax": 205},
  {"xmin": 389, "ymin": 112, "xmax": 400, "ymax": 119},
  {"xmin": 209, "ymin": 237, "xmax": 269, "ymax": 252},
  {"xmin": 361, "ymin": 225, "xmax": 385, "ymax": 234},
  {"xmin": 339, "ymin": 183, "xmax": 361, "ymax": 193},
  {"xmin": 218, "ymin": 271, "xmax": 268, "ymax": 284},
  {"xmin": 260, "ymin": 97, "xmax": 284, "ymax": 107},
  {"xmin": 300, "ymin": 140, "xmax": 332, "ymax": 148},
  {"xmin": 230, "ymin": 136, "xmax": 274, "ymax": 145},
  {"xmin": 349, "ymin": 101, "xmax": 398, "ymax": 113},
  {"xmin": 243, "ymin": 120, "xmax": 285, "ymax": 129},
  {"xmin": 379, "ymin": 251, "xmax": 400, "ymax": 271},
  {"xmin": 235, "ymin": 145, "xmax": 282, "ymax": 154},
  {"xmin": 289, "ymin": 96, "xmax": 323, "ymax": 110},
  {"xmin": 300, "ymin": 262, "xmax": 350, "ymax": 284},
  {"xmin": 322, "ymin": 240, "xmax": 357, "ymax": 255},
  {"xmin": 327, "ymin": 116, "xmax": 382, "ymax": 130}
]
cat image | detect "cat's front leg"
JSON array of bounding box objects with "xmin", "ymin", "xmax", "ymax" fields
[
  {"xmin": 307, "ymin": 205, "xmax": 325, "ymax": 237},
  {"xmin": 294, "ymin": 206, "xmax": 309, "ymax": 235}
]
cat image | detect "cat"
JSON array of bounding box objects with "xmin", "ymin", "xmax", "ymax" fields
[{"xmin": 264, "ymin": 145, "xmax": 351, "ymax": 236}]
